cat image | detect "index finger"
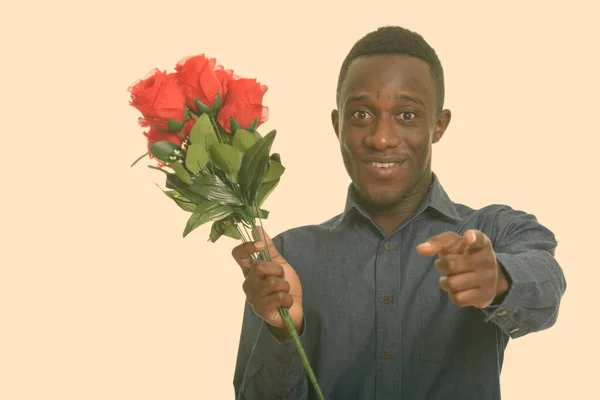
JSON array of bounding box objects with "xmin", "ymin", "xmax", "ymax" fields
[
  {"xmin": 465, "ymin": 229, "xmax": 490, "ymax": 253},
  {"xmin": 231, "ymin": 240, "xmax": 266, "ymax": 275},
  {"xmin": 416, "ymin": 231, "xmax": 464, "ymax": 256}
]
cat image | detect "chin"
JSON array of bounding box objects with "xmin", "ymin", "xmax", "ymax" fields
[{"xmin": 359, "ymin": 185, "xmax": 408, "ymax": 207}]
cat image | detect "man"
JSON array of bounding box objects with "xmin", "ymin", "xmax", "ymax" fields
[{"xmin": 231, "ymin": 26, "xmax": 566, "ymax": 399}]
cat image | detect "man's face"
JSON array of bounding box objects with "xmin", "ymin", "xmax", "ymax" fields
[{"xmin": 332, "ymin": 54, "xmax": 451, "ymax": 208}]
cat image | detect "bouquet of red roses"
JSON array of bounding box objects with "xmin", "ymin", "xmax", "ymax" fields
[{"xmin": 128, "ymin": 54, "xmax": 324, "ymax": 399}]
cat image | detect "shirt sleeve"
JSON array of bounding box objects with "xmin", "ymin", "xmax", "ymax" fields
[
  {"xmin": 480, "ymin": 206, "xmax": 567, "ymax": 339},
  {"xmin": 233, "ymin": 234, "xmax": 308, "ymax": 400}
]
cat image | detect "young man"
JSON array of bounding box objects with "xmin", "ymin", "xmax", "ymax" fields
[{"xmin": 231, "ymin": 26, "xmax": 566, "ymax": 399}]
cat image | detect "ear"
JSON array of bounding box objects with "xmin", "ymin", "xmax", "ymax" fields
[
  {"xmin": 432, "ymin": 109, "xmax": 451, "ymax": 144},
  {"xmin": 331, "ymin": 109, "xmax": 340, "ymax": 139}
]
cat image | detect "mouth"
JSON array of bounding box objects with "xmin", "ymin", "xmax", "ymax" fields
[
  {"xmin": 363, "ymin": 160, "xmax": 406, "ymax": 179},
  {"xmin": 368, "ymin": 161, "xmax": 400, "ymax": 168}
]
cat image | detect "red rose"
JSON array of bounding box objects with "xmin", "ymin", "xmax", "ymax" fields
[
  {"xmin": 175, "ymin": 55, "xmax": 231, "ymax": 113},
  {"xmin": 217, "ymin": 77, "xmax": 269, "ymax": 133},
  {"xmin": 180, "ymin": 118, "xmax": 196, "ymax": 138},
  {"xmin": 144, "ymin": 119, "xmax": 195, "ymax": 166},
  {"xmin": 128, "ymin": 69, "xmax": 187, "ymax": 131}
]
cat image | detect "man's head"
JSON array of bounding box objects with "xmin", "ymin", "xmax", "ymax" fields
[{"xmin": 332, "ymin": 26, "xmax": 451, "ymax": 210}]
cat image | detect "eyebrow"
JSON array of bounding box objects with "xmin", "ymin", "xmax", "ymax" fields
[
  {"xmin": 396, "ymin": 94, "xmax": 426, "ymax": 107},
  {"xmin": 344, "ymin": 93, "xmax": 426, "ymax": 107},
  {"xmin": 344, "ymin": 94, "xmax": 370, "ymax": 105}
]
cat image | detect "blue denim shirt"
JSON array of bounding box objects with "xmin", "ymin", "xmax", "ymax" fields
[{"xmin": 233, "ymin": 173, "xmax": 566, "ymax": 400}]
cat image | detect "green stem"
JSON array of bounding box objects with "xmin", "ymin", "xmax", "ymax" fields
[
  {"xmin": 209, "ymin": 115, "xmax": 226, "ymax": 144},
  {"xmin": 130, "ymin": 151, "xmax": 148, "ymax": 167},
  {"xmin": 278, "ymin": 307, "xmax": 324, "ymax": 400},
  {"xmin": 249, "ymin": 215, "xmax": 325, "ymax": 400}
]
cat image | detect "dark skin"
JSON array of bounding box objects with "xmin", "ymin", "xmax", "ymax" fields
[
  {"xmin": 231, "ymin": 54, "xmax": 510, "ymax": 340},
  {"xmin": 331, "ymin": 54, "xmax": 449, "ymax": 233}
]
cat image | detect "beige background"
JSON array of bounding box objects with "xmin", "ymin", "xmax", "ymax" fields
[{"xmin": 1, "ymin": 0, "xmax": 598, "ymax": 398}]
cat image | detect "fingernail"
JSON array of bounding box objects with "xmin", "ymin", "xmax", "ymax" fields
[
  {"xmin": 469, "ymin": 230, "xmax": 477, "ymax": 243},
  {"xmin": 254, "ymin": 241, "xmax": 265, "ymax": 250}
]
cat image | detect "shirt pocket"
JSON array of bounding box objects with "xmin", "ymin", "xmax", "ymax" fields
[{"xmin": 419, "ymin": 270, "xmax": 495, "ymax": 367}]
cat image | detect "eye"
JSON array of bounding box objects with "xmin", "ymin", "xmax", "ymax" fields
[
  {"xmin": 398, "ymin": 111, "xmax": 417, "ymax": 121},
  {"xmin": 352, "ymin": 110, "xmax": 373, "ymax": 121}
]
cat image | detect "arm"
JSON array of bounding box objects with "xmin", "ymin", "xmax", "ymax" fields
[
  {"xmin": 481, "ymin": 207, "xmax": 567, "ymax": 338},
  {"xmin": 233, "ymin": 234, "xmax": 309, "ymax": 399},
  {"xmin": 234, "ymin": 304, "xmax": 308, "ymax": 399}
]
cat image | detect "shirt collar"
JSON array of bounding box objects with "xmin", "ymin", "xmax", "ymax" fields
[{"xmin": 329, "ymin": 172, "xmax": 462, "ymax": 231}]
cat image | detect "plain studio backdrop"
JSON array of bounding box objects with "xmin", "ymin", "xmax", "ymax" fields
[{"xmin": 1, "ymin": 0, "xmax": 597, "ymax": 399}]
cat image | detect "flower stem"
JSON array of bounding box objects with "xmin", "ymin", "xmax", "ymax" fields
[
  {"xmin": 209, "ymin": 115, "xmax": 226, "ymax": 143},
  {"xmin": 250, "ymin": 216, "xmax": 325, "ymax": 400},
  {"xmin": 277, "ymin": 305, "xmax": 325, "ymax": 400}
]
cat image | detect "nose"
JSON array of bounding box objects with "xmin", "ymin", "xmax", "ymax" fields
[{"xmin": 364, "ymin": 117, "xmax": 401, "ymax": 151}]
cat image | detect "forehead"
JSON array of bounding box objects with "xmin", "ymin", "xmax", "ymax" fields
[{"xmin": 340, "ymin": 54, "xmax": 435, "ymax": 103}]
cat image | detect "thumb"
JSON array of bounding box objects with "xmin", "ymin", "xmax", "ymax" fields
[{"xmin": 252, "ymin": 226, "xmax": 284, "ymax": 263}]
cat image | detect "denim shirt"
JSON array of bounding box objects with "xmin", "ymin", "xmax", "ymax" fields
[{"xmin": 233, "ymin": 173, "xmax": 566, "ymax": 400}]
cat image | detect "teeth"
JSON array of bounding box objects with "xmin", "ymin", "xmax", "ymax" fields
[{"xmin": 370, "ymin": 162, "xmax": 396, "ymax": 168}]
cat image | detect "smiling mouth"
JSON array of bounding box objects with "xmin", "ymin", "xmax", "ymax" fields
[{"xmin": 368, "ymin": 161, "xmax": 402, "ymax": 168}]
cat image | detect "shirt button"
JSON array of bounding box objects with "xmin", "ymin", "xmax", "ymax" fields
[
  {"xmin": 496, "ymin": 310, "xmax": 507, "ymax": 317},
  {"xmin": 384, "ymin": 242, "xmax": 393, "ymax": 251},
  {"xmin": 382, "ymin": 349, "xmax": 392, "ymax": 359},
  {"xmin": 383, "ymin": 294, "xmax": 392, "ymax": 304},
  {"xmin": 274, "ymin": 355, "xmax": 285, "ymax": 364}
]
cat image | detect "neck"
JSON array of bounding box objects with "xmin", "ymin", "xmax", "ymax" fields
[{"xmin": 362, "ymin": 173, "xmax": 433, "ymax": 235}]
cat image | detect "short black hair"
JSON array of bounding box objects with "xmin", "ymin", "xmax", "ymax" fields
[{"xmin": 336, "ymin": 26, "xmax": 445, "ymax": 112}]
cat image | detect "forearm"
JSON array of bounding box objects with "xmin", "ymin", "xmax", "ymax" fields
[
  {"xmin": 483, "ymin": 249, "xmax": 566, "ymax": 338},
  {"xmin": 235, "ymin": 310, "xmax": 308, "ymax": 399}
]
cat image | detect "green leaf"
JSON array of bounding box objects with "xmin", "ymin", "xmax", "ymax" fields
[
  {"xmin": 209, "ymin": 221, "xmax": 224, "ymax": 242},
  {"xmin": 232, "ymin": 129, "xmax": 260, "ymax": 153},
  {"xmin": 190, "ymin": 113, "xmax": 218, "ymax": 149},
  {"xmin": 170, "ymin": 161, "xmax": 192, "ymax": 185},
  {"xmin": 188, "ymin": 175, "xmax": 244, "ymax": 205},
  {"xmin": 183, "ymin": 201, "xmax": 236, "ymax": 237},
  {"xmin": 233, "ymin": 205, "xmax": 269, "ymax": 221},
  {"xmin": 131, "ymin": 152, "xmax": 148, "ymax": 167},
  {"xmin": 148, "ymin": 165, "xmax": 170, "ymax": 175},
  {"xmin": 226, "ymin": 171, "xmax": 239, "ymax": 184},
  {"xmin": 163, "ymin": 190, "xmax": 197, "ymax": 212},
  {"xmin": 194, "ymin": 98, "xmax": 212, "ymax": 115},
  {"xmin": 167, "ymin": 119, "xmax": 185, "ymax": 132},
  {"xmin": 256, "ymin": 179, "xmax": 280, "ymax": 207},
  {"xmin": 211, "ymin": 90, "xmax": 222, "ymax": 113},
  {"xmin": 221, "ymin": 220, "xmax": 241, "ymax": 239},
  {"xmin": 246, "ymin": 117, "xmax": 259, "ymax": 133},
  {"xmin": 166, "ymin": 174, "xmax": 205, "ymax": 204},
  {"xmin": 230, "ymin": 117, "xmax": 242, "ymax": 133},
  {"xmin": 210, "ymin": 143, "xmax": 243, "ymax": 173},
  {"xmin": 148, "ymin": 141, "xmax": 180, "ymax": 164},
  {"xmin": 183, "ymin": 104, "xmax": 192, "ymax": 120},
  {"xmin": 208, "ymin": 219, "xmax": 241, "ymax": 243},
  {"xmin": 251, "ymin": 207, "xmax": 270, "ymax": 219},
  {"xmin": 238, "ymin": 130, "xmax": 277, "ymax": 204},
  {"xmin": 270, "ymin": 153, "xmax": 281, "ymax": 163},
  {"xmin": 185, "ymin": 143, "xmax": 209, "ymax": 173},
  {"xmin": 263, "ymin": 160, "xmax": 285, "ymax": 182}
]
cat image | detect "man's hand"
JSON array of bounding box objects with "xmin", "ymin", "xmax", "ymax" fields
[
  {"xmin": 231, "ymin": 227, "xmax": 303, "ymax": 340},
  {"xmin": 416, "ymin": 229, "xmax": 510, "ymax": 309}
]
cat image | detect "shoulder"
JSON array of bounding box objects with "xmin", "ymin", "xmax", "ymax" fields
[
  {"xmin": 271, "ymin": 213, "xmax": 343, "ymax": 254},
  {"xmin": 454, "ymin": 202, "xmax": 557, "ymax": 247}
]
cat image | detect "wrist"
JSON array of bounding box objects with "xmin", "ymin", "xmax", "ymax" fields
[
  {"xmin": 494, "ymin": 261, "xmax": 511, "ymax": 298},
  {"xmin": 268, "ymin": 315, "xmax": 304, "ymax": 342}
]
